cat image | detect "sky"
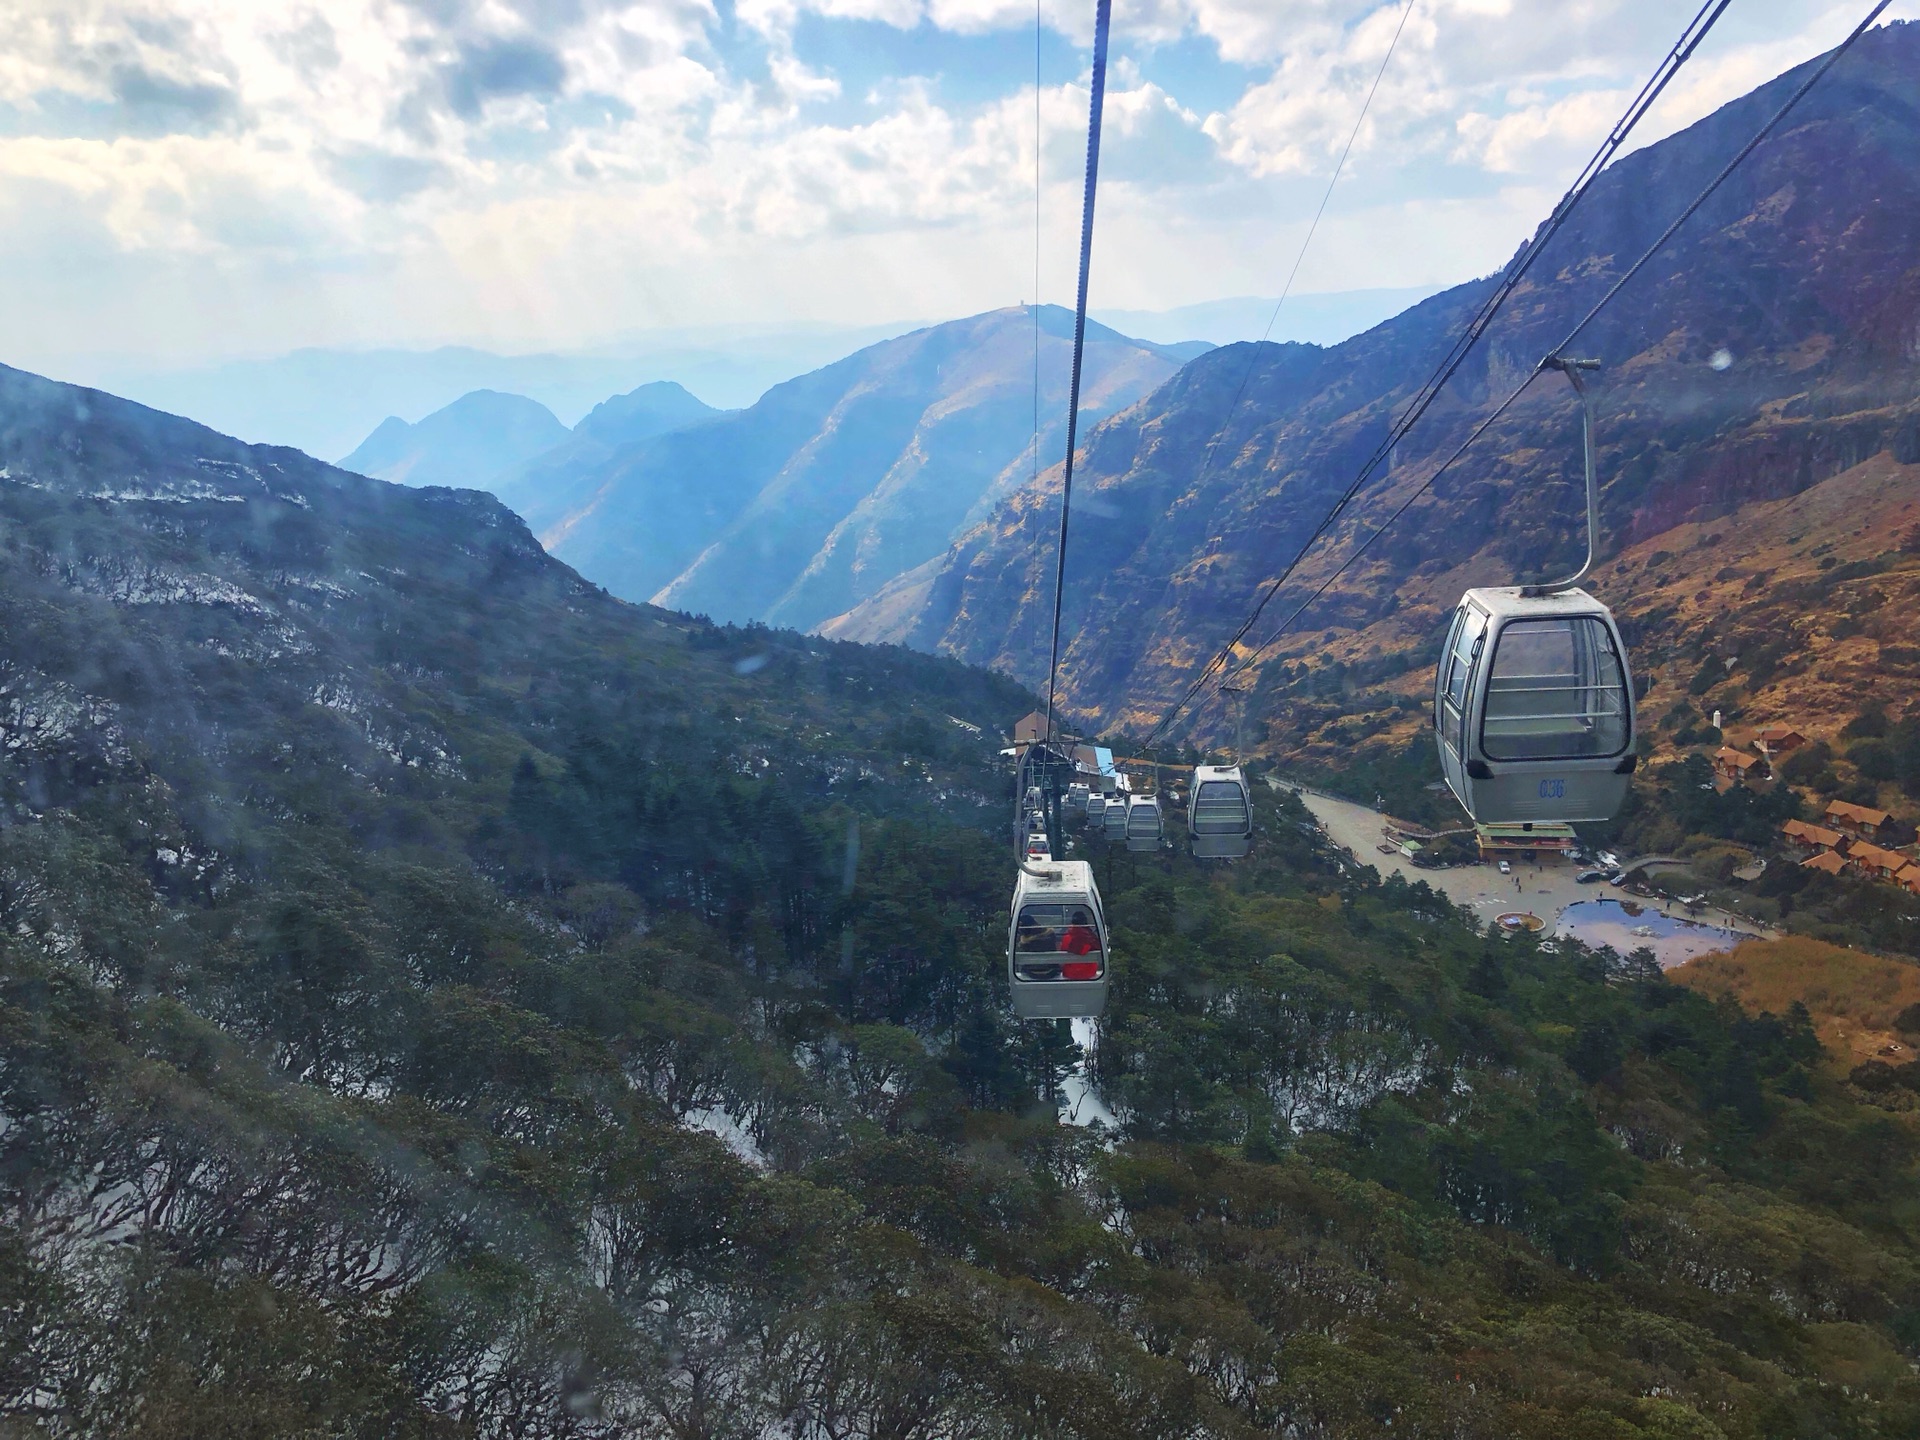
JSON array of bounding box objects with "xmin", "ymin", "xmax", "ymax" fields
[{"xmin": 0, "ymin": 0, "xmax": 1911, "ymax": 378}]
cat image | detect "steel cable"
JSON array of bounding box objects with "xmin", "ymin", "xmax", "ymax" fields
[{"xmin": 1042, "ymin": 0, "xmax": 1113, "ymax": 748}]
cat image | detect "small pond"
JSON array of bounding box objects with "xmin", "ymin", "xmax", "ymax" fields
[{"xmin": 1555, "ymin": 898, "xmax": 1746, "ymax": 968}]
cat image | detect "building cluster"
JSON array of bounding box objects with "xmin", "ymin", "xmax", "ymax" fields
[
  {"xmin": 1782, "ymin": 801, "xmax": 1919, "ymax": 893},
  {"xmin": 1711, "ymin": 723, "xmax": 1809, "ymax": 785}
]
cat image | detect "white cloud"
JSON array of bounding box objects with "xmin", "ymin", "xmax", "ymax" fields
[{"xmin": 0, "ymin": 0, "xmax": 1911, "ymax": 379}]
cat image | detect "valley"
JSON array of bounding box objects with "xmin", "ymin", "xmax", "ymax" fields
[{"xmin": 4, "ymin": 9, "xmax": 1920, "ymax": 1437}]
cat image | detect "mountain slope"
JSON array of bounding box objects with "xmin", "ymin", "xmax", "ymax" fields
[
  {"xmin": 534, "ymin": 306, "xmax": 1200, "ymax": 632},
  {"xmin": 875, "ymin": 23, "xmax": 1920, "ymax": 746},
  {"xmin": 339, "ymin": 388, "xmax": 570, "ymax": 488}
]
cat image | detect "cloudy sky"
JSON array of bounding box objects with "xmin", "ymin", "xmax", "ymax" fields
[{"xmin": 0, "ymin": 0, "xmax": 1908, "ymax": 375}]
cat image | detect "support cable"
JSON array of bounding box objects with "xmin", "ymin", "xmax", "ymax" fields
[
  {"xmin": 1041, "ymin": 0, "xmax": 1113, "ymax": 749},
  {"xmin": 1032, "ymin": 0, "xmax": 1043, "ymax": 508},
  {"xmin": 1187, "ymin": 0, "xmax": 1420, "ymax": 491}
]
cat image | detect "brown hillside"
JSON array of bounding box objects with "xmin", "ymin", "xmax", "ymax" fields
[
  {"xmin": 1245, "ymin": 449, "xmax": 1920, "ymax": 809},
  {"xmin": 1670, "ymin": 936, "xmax": 1920, "ymax": 1069}
]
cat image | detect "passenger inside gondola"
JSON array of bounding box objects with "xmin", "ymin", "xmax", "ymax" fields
[{"xmin": 1014, "ymin": 902, "xmax": 1103, "ymax": 979}]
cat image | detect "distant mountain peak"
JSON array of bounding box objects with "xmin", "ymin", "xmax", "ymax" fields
[
  {"xmin": 571, "ymin": 380, "xmax": 719, "ymax": 448},
  {"xmin": 338, "ymin": 389, "xmax": 568, "ymax": 490}
]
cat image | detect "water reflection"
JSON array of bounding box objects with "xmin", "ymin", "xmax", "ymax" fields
[{"xmin": 1555, "ymin": 898, "xmax": 1744, "ymax": 968}]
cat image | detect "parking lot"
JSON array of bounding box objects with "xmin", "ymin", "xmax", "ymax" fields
[{"xmin": 1277, "ymin": 782, "xmax": 1772, "ymax": 942}]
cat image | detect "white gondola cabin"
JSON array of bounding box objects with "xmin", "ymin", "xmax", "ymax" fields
[
  {"xmin": 1102, "ymin": 795, "xmax": 1129, "ymax": 841},
  {"xmin": 1008, "ymin": 860, "xmax": 1109, "ymax": 1019},
  {"xmin": 1125, "ymin": 795, "xmax": 1163, "ymax": 853},
  {"xmin": 1434, "ymin": 587, "xmax": 1636, "ymax": 825},
  {"xmin": 1084, "ymin": 793, "xmax": 1106, "ymax": 825},
  {"xmin": 1189, "ymin": 764, "xmax": 1253, "ymax": 858}
]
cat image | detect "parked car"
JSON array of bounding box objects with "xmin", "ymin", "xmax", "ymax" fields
[
  {"xmin": 1577, "ymin": 868, "xmax": 1608, "ymax": 884},
  {"xmin": 1498, "ymin": 860, "xmax": 1512, "ymax": 875}
]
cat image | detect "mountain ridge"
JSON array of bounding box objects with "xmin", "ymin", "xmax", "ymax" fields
[{"xmin": 531, "ymin": 305, "xmax": 1204, "ymax": 633}]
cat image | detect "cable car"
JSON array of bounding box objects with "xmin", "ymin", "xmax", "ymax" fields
[
  {"xmin": 1066, "ymin": 782, "xmax": 1090, "ymax": 815},
  {"xmin": 1189, "ymin": 764, "xmax": 1252, "ymax": 858},
  {"xmin": 1084, "ymin": 793, "xmax": 1106, "ymax": 825},
  {"xmin": 1008, "ymin": 860, "xmax": 1108, "ymax": 1019},
  {"xmin": 1125, "ymin": 795, "xmax": 1163, "ymax": 853},
  {"xmin": 1102, "ymin": 795, "xmax": 1129, "ymax": 842},
  {"xmin": 1432, "ymin": 356, "xmax": 1637, "ymax": 826},
  {"xmin": 1025, "ymin": 832, "xmax": 1052, "ymax": 862},
  {"xmin": 1434, "ymin": 587, "xmax": 1635, "ymax": 824}
]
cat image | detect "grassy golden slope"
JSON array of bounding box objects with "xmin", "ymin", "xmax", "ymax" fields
[{"xmin": 1670, "ymin": 936, "xmax": 1920, "ymax": 1070}]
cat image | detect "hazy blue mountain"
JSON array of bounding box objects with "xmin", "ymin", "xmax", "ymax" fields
[
  {"xmin": 533, "ymin": 306, "xmax": 1203, "ymax": 633},
  {"xmin": 339, "ymin": 389, "xmax": 570, "ymax": 489},
  {"xmin": 489, "ymin": 381, "xmax": 723, "ymax": 521},
  {"xmin": 1094, "ymin": 287, "xmax": 1444, "ymax": 348},
  {"xmin": 72, "ymin": 321, "xmax": 927, "ymax": 461},
  {"xmin": 570, "ymin": 380, "xmax": 719, "ymax": 447}
]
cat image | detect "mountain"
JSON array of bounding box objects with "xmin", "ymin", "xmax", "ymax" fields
[
  {"xmin": 4, "ymin": 361, "xmax": 1920, "ymax": 1432},
  {"xmin": 339, "ymin": 388, "xmax": 570, "ymax": 488},
  {"xmin": 568, "ymin": 379, "xmax": 718, "ymax": 447},
  {"xmin": 487, "ymin": 380, "xmax": 721, "ymax": 521},
  {"xmin": 69, "ymin": 321, "xmax": 927, "ymax": 461},
  {"xmin": 867, "ymin": 23, "xmax": 1920, "ymax": 754},
  {"xmin": 532, "ymin": 305, "xmax": 1203, "ymax": 633}
]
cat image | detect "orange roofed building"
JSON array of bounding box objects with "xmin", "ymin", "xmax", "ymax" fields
[
  {"xmin": 1801, "ymin": 850, "xmax": 1849, "ymax": 877},
  {"xmin": 1781, "ymin": 819, "xmax": 1845, "ymax": 853},
  {"xmin": 1898, "ymin": 864, "xmax": 1920, "ymax": 895},
  {"xmin": 1713, "ymin": 747, "xmax": 1769, "ymax": 783},
  {"xmin": 1825, "ymin": 799, "xmax": 1897, "ymax": 841},
  {"xmin": 1753, "ymin": 724, "xmax": 1808, "ymax": 758},
  {"xmin": 1848, "ymin": 842, "xmax": 1910, "ymax": 881}
]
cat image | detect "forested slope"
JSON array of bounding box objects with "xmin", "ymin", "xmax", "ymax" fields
[{"xmin": 2, "ymin": 363, "xmax": 1918, "ymax": 1436}]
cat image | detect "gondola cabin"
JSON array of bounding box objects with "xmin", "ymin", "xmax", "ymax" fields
[
  {"xmin": 1189, "ymin": 764, "xmax": 1253, "ymax": 858},
  {"xmin": 1434, "ymin": 587, "xmax": 1635, "ymax": 825},
  {"xmin": 1008, "ymin": 860, "xmax": 1109, "ymax": 1019},
  {"xmin": 1102, "ymin": 795, "xmax": 1130, "ymax": 841},
  {"xmin": 1084, "ymin": 793, "xmax": 1106, "ymax": 825},
  {"xmin": 1125, "ymin": 795, "xmax": 1163, "ymax": 853}
]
